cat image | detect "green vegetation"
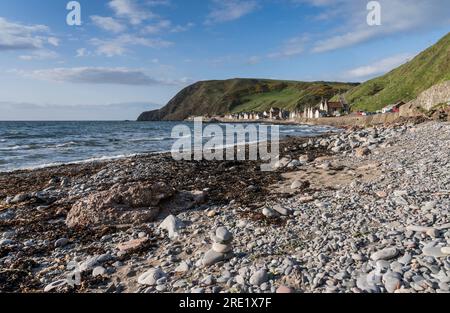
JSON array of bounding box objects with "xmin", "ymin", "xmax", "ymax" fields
[
  {"xmin": 344, "ymin": 32, "xmax": 450, "ymax": 112},
  {"xmin": 138, "ymin": 78, "xmax": 356, "ymax": 121}
]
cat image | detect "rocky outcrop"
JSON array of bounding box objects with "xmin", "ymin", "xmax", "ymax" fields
[
  {"xmin": 137, "ymin": 109, "xmax": 162, "ymax": 121},
  {"xmin": 400, "ymin": 81, "xmax": 450, "ymax": 116},
  {"xmin": 66, "ymin": 182, "xmax": 174, "ymax": 228}
]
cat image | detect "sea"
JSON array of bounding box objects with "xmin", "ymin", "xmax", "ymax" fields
[{"xmin": 0, "ymin": 121, "xmax": 336, "ymax": 172}]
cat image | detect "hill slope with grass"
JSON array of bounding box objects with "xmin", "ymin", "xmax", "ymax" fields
[
  {"xmin": 344, "ymin": 32, "xmax": 450, "ymax": 112},
  {"xmin": 137, "ymin": 79, "xmax": 357, "ymax": 121}
]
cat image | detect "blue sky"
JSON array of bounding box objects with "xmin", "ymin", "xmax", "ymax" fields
[{"xmin": 0, "ymin": 0, "xmax": 449, "ymax": 120}]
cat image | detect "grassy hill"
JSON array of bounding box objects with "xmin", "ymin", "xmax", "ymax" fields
[
  {"xmin": 138, "ymin": 79, "xmax": 357, "ymax": 121},
  {"xmin": 343, "ymin": 32, "xmax": 450, "ymax": 112}
]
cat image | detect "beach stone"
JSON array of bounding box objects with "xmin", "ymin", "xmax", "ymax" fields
[
  {"xmin": 212, "ymin": 242, "xmax": 232, "ymax": 253},
  {"xmin": 92, "ymin": 266, "xmax": 107, "ymax": 277},
  {"xmin": 262, "ymin": 208, "xmax": 279, "ymax": 218},
  {"xmin": 441, "ymin": 247, "xmax": 450, "ymax": 255},
  {"xmin": 423, "ymin": 246, "xmax": 447, "ymax": 258},
  {"xmin": 215, "ymin": 227, "xmax": 232, "ymax": 243},
  {"xmin": 175, "ymin": 261, "xmax": 190, "ymax": 273},
  {"xmin": 10, "ymin": 193, "xmax": 29, "ymax": 204},
  {"xmin": 66, "ymin": 182, "xmax": 173, "ymax": 228},
  {"xmin": 272, "ymin": 204, "xmax": 290, "ymax": 216},
  {"xmin": 382, "ymin": 271, "xmax": 402, "ymax": 293},
  {"xmin": 138, "ymin": 268, "xmax": 166, "ymax": 286},
  {"xmin": 356, "ymin": 274, "xmax": 380, "ymax": 293},
  {"xmin": 370, "ymin": 247, "xmax": 399, "ymax": 261},
  {"xmin": 159, "ymin": 215, "xmax": 184, "ymax": 239},
  {"xmin": 117, "ymin": 238, "xmax": 148, "ymax": 253},
  {"xmin": 54, "ymin": 238, "xmax": 69, "ymax": 248},
  {"xmin": 406, "ymin": 225, "xmax": 433, "ymax": 233},
  {"xmin": 202, "ymin": 249, "xmax": 225, "ymax": 266},
  {"xmin": 426, "ymin": 228, "xmax": 440, "ymax": 238},
  {"xmin": 0, "ymin": 239, "xmax": 14, "ymax": 246},
  {"xmin": 276, "ymin": 285, "xmax": 294, "ymax": 293},
  {"xmin": 44, "ymin": 279, "xmax": 67, "ymax": 292},
  {"xmin": 249, "ymin": 269, "xmax": 268, "ymax": 286},
  {"xmin": 0, "ymin": 210, "xmax": 15, "ymax": 221},
  {"xmin": 355, "ymin": 147, "xmax": 371, "ymax": 157}
]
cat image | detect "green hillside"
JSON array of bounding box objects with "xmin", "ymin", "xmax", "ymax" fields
[
  {"xmin": 138, "ymin": 79, "xmax": 357, "ymax": 121},
  {"xmin": 344, "ymin": 32, "xmax": 450, "ymax": 112}
]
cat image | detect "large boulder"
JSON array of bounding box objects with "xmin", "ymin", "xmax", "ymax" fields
[{"xmin": 66, "ymin": 183, "xmax": 174, "ymax": 228}]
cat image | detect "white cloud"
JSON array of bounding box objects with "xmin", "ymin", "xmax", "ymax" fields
[
  {"xmin": 19, "ymin": 50, "xmax": 59, "ymax": 61},
  {"xmin": 17, "ymin": 67, "xmax": 188, "ymax": 86},
  {"xmin": 268, "ymin": 36, "xmax": 309, "ymax": 58},
  {"xmin": 143, "ymin": 19, "xmax": 172, "ymax": 34},
  {"xmin": 90, "ymin": 15, "xmax": 126, "ymax": 33},
  {"xmin": 108, "ymin": 0, "xmax": 155, "ymax": 25},
  {"xmin": 47, "ymin": 37, "xmax": 60, "ymax": 47},
  {"xmin": 307, "ymin": 0, "xmax": 450, "ymax": 53},
  {"xmin": 206, "ymin": 0, "xmax": 258, "ymax": 24},
  {"xmin": 90, "ymin": 34, "xmax": 173, "ymax": 57},
  {"xmin": 344, "ymin": 53, "xmax": 413, "ymax": 80},
  {"xmin": 76, "ymin": 48, "xmax": 88, "ymax": 57},
  {"xmin": 0, "ymin": 17, "xmax": 51, "ymax": 51},
  {"xmin": 246, "ymin": 55, "xmax": 261, "ymax": 65},
  {"xmin": 143, "ymin": 19, "xmax": 194, "ymax": 34}
]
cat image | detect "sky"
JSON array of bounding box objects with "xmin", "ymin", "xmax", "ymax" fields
[{"xmin": 0, "ymin": 0, "xmax": 449, "ymax": 120}]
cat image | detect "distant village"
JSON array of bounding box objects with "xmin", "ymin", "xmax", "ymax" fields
[{"xmin": 206, "ymin": 98, "xmax": 407, "ymax": 122}]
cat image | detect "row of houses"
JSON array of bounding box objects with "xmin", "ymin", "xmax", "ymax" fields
[
  {"xmin": 224, "ymin": 98, "xmax": 350, "ymax": 121},
  {"xmin": 225, "ymin": 107, "xmax": 290, "ymax": 121}
]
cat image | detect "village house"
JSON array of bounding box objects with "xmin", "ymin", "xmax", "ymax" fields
[
  {"xmin": 318, "ymin": 99, "xmax": 348, "ymax": 117},
  {"xmin": 382, "ymin": 101, "xmax": 405, "ymax": 114}
]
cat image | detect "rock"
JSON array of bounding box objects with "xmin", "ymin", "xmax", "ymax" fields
[
  {"xmin": 276, "ymin": 285, "xmax": 294, "ymax": 293},
  {"xmin": 375, "ymin": 191, "xmax": 387, "ymax": 198},
  {"xmin": 441, "ymin": 247, "xmax": 450, "ymax": 255},
  {"xmin": 0, "ymin": 210, "xmax": 15, "ymax": 221},
  {"xmin": 273, "ymin": 157, "xmax": 291, "ymax": 170},
  {"xmin": 398, "ymin": 254, "xmax": 412, "ymax": 265},
  {"xmin": 207, "ymin": 210, "xmax": 217, "ymax": 218},
  {"xmin": 92, "ymin": 266, "xmax": 107, "ymax": 277},
  {"xmin": 66, "ymin": 182, "xmax": 174, "ymax": 228},
  {"xmin": 212, "ymin": 242, "xmax": 232, "ymax": 253},
  {"xmin": 235, "ymin": 275, "xmax": 246, "ymax": 285},
  {"xmin": 382, "ymin": 272, "xmax": 402, "ymax": 293},
  {"xmin": 272, "ymin": 204, "xmax": 290, "ymax": 216},
  {"xmin": 355, "ymin": 147, "xmax": 371, "ymax": 157},
  {"xmin": 10, "ymin": 193, "xmax": 29, "ymax": 204},
  {"xmin": 202, "ymin": 249, "xmax": 225, "ymax": 266},
  {"xmin": 262, "ymin": 208, "xmax": 279, "ymax": 219},
  {"xmin": 117, "ymin": 238, "xmax": 148, "ymax": 253},
  {"xmin": 426, "ymin": 228, "xmax": 440, "ymax": 238},
  {"xmin": 0, "ymin": 239, "xmax": 14, "ymax": 246},
  {"xmin": 44, "ymin": 280, "xmax": 67, "ymax": 293},
  {"xmin": 79, "ymin": 254, "xmax": 112, "ymax": 272},
  {"xmin": 299, "ymin": 154, "xmax": 314, "ymax": 163},
  {"xmin": 161, "ymin": 190, "xmax": 206, "ymax": 213},
  {"xmin": 249, "ymin": 269, "xmax": 268, "ymax": 286},
  {"xmin": 159, "ymin": 215, "xmax": 184, "ymax": 239},
  {"xmin": 54, "ymin": 238, "xmax": 69, "ymax": 248},
  {"xmin": 137, "ymin": 268, "xmax": 166, "ymax": 286},
  {"xmin": 406, "ymin": 225, "xmax": 433, "ymax": 233},
  {"xmin": 215, "ymin": 227, "xmax": 232, "ymax": 243},
  {"xmin": 201, "ymin": 275, "xmax": 215, "ymax": 286},
  {"xmin": 423, "ymin": 246, "xmax": 447, "ymax": 258},
  {"xmin": 370, "ymin": 247, "xmax": 399, "ymax": 261},
  {"xmin": 175, "ymin": 261, "xmax": 190, "ymax": 273},
  {"xmin": 356, "ymin": 274, "xmax": 380, "ymax": 293}
]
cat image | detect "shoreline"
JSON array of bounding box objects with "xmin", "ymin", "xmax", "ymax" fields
[
  {"xmin": 0, "ymin": 120, "xmax": 449, "ymax": 293},
  {"xmin": 0, "ymin": 122, "xmax": 338, "ymax": 175}
]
